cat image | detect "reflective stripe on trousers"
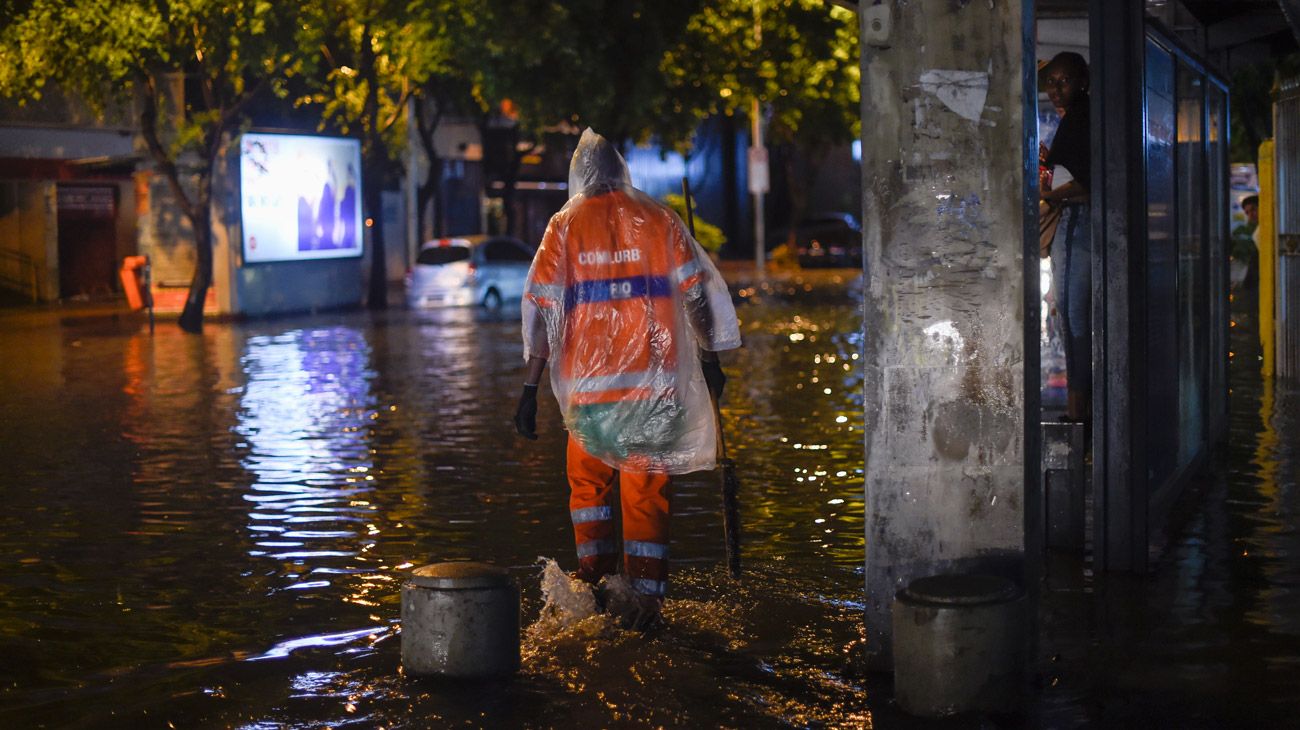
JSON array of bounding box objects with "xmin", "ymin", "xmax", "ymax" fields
[{"xmin": 566, "ymin": 435, "xmax": 671, "ymax": 594}]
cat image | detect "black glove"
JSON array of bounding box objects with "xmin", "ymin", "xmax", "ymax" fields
[
  {"xmin": 514, "ymin": 384, "xmax": 539, "ymax": 439},
  {"xmin": 701, "ymin": 358, "xmax": 726, "ymax": 402}
]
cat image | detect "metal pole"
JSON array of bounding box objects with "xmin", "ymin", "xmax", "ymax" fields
[
  {"xmin": 752, "ymin": 99, "xmax": 765, "ymax": 276},
  {"xmin": 751, "ymin": 5, "xmax": 765, "ymax": 276},
  {"xmin": 144, "ymin": 255, "xmax": 155, "ymax": 335}
]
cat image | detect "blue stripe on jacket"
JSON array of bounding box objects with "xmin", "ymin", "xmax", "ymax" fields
[{"xmin": 565, "ymin": 276, "xmax": 672, "ymax": 308}]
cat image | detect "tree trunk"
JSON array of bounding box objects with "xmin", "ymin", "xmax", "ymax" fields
[
  {"xmin": 414, "ymin": 96, "xmax": 445, "ymax": 239},
  {"xmin": 414, "ymin": 142, "xmax": 443, "ymax": 240},
  {"xmin": 139, "ymin": 79, "xmax": 215, "ymax": 334},
  {"xmin": 501, "ymin": 145, "xmax": 530, "ymax": 238},
  {"xmin": 501, "ymin": 176, "xmax": 517, "ymax": 237},
  {"xmin": 365, "ymin": 159, "xmax": 388, "ymax": 309},
  {"xmin": 177, "ymin": 207, "xmax": 212, "ymax": 333},
  {"xmin": 784, "ymin": 145, "xmax": 809, "ymax": 244},
  {"xmin": 427, "ymin": 155, "xmax": 444, "ymax": 237},
  {"xmin": 356, "ymin": 23, "xmax": 388, "ymax": 311}
]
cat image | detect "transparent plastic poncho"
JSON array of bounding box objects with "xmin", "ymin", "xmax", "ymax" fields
[{"xmin": 523, "ymin": 129, "xmax": 741, "ymax": 474}]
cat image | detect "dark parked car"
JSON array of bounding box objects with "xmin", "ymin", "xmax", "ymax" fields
[{"xmin": 774, "ymin": 213, "xmax": 863, "ymax": 268}]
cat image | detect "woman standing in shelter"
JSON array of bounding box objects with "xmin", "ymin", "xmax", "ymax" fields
[{"xmin": 1042, "ymin": 52, "xmax": 1092, "ymax": 424}]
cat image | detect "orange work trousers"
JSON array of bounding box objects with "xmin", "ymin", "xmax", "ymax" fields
[{"xmin": 567, "ymin": 436, "xmax": 671, "ymax": 598}]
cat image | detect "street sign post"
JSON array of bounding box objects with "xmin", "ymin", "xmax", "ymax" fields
[
  {"xmin": 750, "ymin": 96, "xmax": 767, "ymax": 276},
  {"xmin": 747, "ymin": 146, "xmax": 770, "ymax": 195}
]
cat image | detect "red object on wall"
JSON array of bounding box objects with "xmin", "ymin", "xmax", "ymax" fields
[{"xmin": 119, "ymin": 256, "xmax": 149, "ymax": 310}]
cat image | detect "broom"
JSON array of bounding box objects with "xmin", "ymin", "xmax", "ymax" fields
[{"xmin": 682, "ymin": 177, "xmax": 742, "ymax": 579}]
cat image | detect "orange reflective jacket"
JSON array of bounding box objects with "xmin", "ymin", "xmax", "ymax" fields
[
  {"xmin": 527, "ymin": 189, "xmax": 704, "ymax": 406},
  {"xmin": 522, "ymin": 130, "xmax": 739, "ymax": 473}
]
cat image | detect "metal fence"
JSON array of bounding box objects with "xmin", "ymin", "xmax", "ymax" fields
[
  {"xmin": 1276, "ymin": 78, "xmax": 1300, "ymax": 378},
  {"xmin": 1278, "ymin": 78, "xmax": 1300, "ymax": 237},
  {"xmin": 1281, "ymin": 252, "xmax": 1300, "ymax": 379}
]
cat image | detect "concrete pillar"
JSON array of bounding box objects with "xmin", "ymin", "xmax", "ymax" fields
[{"xmin": 858, "ymin": 1, "xmax": 1034, "ymax": 667}]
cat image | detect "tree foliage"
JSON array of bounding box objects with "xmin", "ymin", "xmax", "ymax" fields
[
  {"xmin": 1229, "ymin": 55, "xmax": 1300, "ymax": 165},
  {"xmin": 0, "ymin": 0, "xmax": 302, "ymax": 332},
  {"xmin": 663, "ymin": 193, "xmax": 725, "ymax": 253},
  {"xmin": 662, "ymin": 0, "xmax": 860, "ymax": 150},
  {"xmin": 295, "ymin": 0, "xmax": 483, "ymax": 304},
  {"xmin": 461, "ymin": 0, "xmax": 703, "ymax": 147},
  {"xmin": 459, "ymin": 0, "xmax": 857, "ymax": 153},
  {"xmin": 661, "ymin": 1, "xmax": 859, "ymax": 236},
  {"xmin": 1, "ymin": 0, "xmax": 862, "ymax": 309},
  {"xmin": 451, "ymin": 1, "xmax": 858, "ymax": 240}
]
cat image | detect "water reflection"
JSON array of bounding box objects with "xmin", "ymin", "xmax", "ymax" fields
[
  {"xmin": 8, "ymin": 270, "xmax": 1300, "ymax": 726},
  {"xmin": 251, "ymin": 626, "xmax": 388, "ymax": 661},
  {"xmin": 721, "ymin": 281, "xmax": 865, "ymax": 568},
  {"xmin": 237, "ymin": 327, "xmax": 379, "ymax": 602},
  {"xmin": 0, "ymin": 275, "xmax": 878, "ymax": 727},
  {"xmin": 1036, "ymin": 304, "xmax": 1300, "ymax": 727}
]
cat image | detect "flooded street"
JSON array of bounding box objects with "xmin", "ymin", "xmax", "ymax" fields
[
  {"xmin": 1034, "ymin": 299, "xmax": 1300, "ymax": 729},
  {"xmin": 3, "ymin": 273, "xmax": 1300, "ymax": 728},
  {"xmin": 0, "ymin": 273, "xmax": 872, "ymax": 728}
]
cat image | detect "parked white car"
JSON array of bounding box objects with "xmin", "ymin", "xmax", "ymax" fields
[{"xmin": 405, "ymin": 235, "xmax": 535, "ymax": 309}]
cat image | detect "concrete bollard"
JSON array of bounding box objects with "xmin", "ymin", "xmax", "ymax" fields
[
  {"xmin": 401, "ymin": 562, "xmax": 520, "ymax": 678},
  {"xmin": 892, "ymin": 574, "xmax": 1026, "ymax": 717}
]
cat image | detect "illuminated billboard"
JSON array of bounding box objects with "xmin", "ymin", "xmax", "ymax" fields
[{"xmin": 239, "ymin": 133, "xmax": 363, "ymax": 263}]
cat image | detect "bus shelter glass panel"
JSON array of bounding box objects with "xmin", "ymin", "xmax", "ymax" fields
[
  {"xmin": 1176, "ymin": 62, "xmax": 1207, "ymax": 467},
  {"xmin": 1206, "ymin": 84, "xmax": 1228, "ymax": 430},
  {"xmin": 1145, "ymin": 38, "xmax": 1179, "ymax": 490}
]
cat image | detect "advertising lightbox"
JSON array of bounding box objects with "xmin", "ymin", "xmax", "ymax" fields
[{"xmin": 239, "ymin": 133, "xmax": 363, "ymax": 263}]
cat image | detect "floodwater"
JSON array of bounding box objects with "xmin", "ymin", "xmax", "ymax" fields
[
  {"xmin": 0, "ymin": 273, "xmax": 873, "ymax": 728},
  {"xmin": 1034, "ymin": 295, "xmax": 1300, "ymax": 729},
  {"xmin": 3, "ymin": 273, "xmax": 1300, "ymax": 729}
]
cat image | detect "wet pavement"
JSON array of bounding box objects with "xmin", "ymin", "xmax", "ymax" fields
[
  {"xmin": 1030, "ymin": 292, "xmax": 1300, "ymax": 729},
  {"xmin": 0, "ymin": 272, "xmax": 1297, "ymax": 728}
]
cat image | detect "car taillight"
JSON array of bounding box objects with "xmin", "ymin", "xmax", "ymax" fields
[{"xmin": 465, "ymin": 263, "xmax": 477, "ymax": 284}]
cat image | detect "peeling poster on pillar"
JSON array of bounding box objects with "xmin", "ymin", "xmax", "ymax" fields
[{"xmin": 918, "ymin": 70, "xmax": 989, "ymax": 123}]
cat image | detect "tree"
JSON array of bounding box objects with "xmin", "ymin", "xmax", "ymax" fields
[
  {"xmin": 456, "ymin": 1, "xmax": 858, "ymax": 239},
  {"xmin": 297, "ymin": 0, "xmax": 427, "ymax": 309},
  {"xmin": 411, "ymin": 76, "xmax": 472, "ymax": 239},
  {"xmin": 408, "ymin": 3, "xmax": 480, "ymax": 240},
  {"xmin": 662, "ymin": 0, "xmax": 859, "ymax": 226},
  {"xmin": 0, "ymin": 0, "xmax": 301, "ymax": 332},
  {"xmin": 456, "ymin": 0, "xmax": 704, "ymax": 236},
  {"xmin": 1229, "ymin": 55, "xmax": 1300, "ymax": 165},
  {"xmin": 506, "ymin": 0, "xmax": 705, "ymax": 149}
]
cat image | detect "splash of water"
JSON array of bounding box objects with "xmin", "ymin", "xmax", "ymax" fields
[
  {"xmin": 531, "ymin": 557, "xmax": 653, "ymax": 631},
  {"xmin": 531, "ymin": 557, "xmax": 600, "ymax": 632}
]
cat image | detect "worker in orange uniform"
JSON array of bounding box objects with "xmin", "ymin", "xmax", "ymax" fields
[{"xmin": 513, "ymin": 129, "xmax": 741, "ymax": 629}]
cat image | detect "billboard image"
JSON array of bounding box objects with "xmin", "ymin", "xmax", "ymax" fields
[{"xmin": 240, "ymin": 133, "xmax": 363, "ymax": 263}]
